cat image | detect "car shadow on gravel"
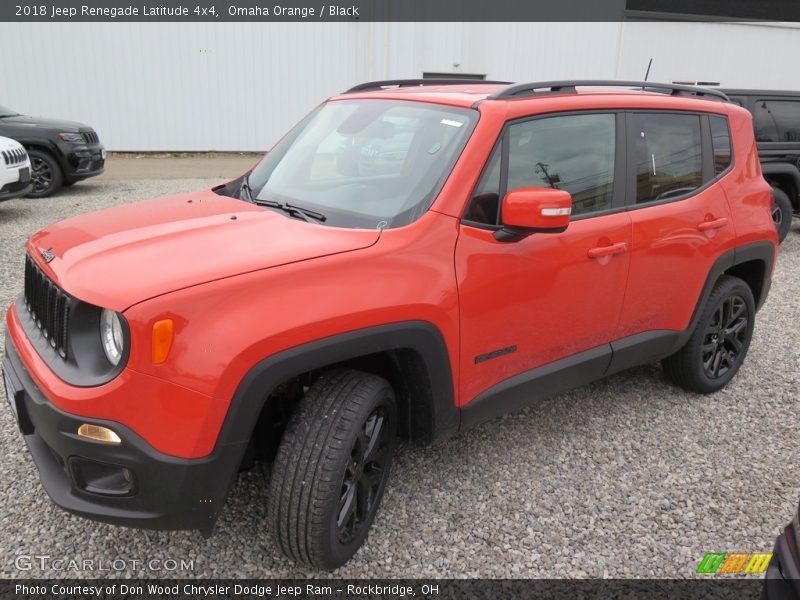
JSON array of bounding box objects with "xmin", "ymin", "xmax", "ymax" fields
[{"xmin": 0, "ymin": 204, "xmax": 33, "ymax": 221}]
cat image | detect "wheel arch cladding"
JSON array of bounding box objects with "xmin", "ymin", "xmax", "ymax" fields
[
  {"xmin": 729, "ymin": 241, "xmax": 775, "ymax": 311},
  {"xmin": 725, "ymin": 259, "xmax": 767, "ymax": 308},
  {"xmin": 676, "ymin": 241, "xmax": 774, "ymax": 354},
  {"xmin": 218, "ymin": 321, "xmax": 458, "ymax": 454}
]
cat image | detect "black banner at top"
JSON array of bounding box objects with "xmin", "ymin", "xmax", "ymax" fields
[{"xmin": 2, "ymin": 0, "xmax": 800, "ymax": 22}]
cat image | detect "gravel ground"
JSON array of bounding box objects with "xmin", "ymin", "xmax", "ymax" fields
[{"xmin": 0, "ymin": 178, "xmax": 798, "ymax": 579}]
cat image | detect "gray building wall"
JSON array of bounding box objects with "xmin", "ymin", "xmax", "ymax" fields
[{"xmin": 2, "ymin": 21, "xmax": 798, "ymax": 151}]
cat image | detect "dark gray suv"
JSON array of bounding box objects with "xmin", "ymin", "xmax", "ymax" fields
[{"xmin": 721, "ymin": 89, "xmax": 800, "ymax": 242}]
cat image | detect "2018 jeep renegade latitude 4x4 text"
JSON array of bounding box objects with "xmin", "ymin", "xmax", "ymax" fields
[{"xmin": 2, "ymin": 80, "xmax": 777, "ymax": 569}]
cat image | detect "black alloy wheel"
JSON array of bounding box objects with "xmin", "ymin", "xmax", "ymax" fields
[
  {"xmin": 702, "ymin": 295, "xmax": 749, "ymax": 380},
  {"xmin": 30, "ymin": 156, "xmax": 53, "ymax": 194},
  {"xmin": 662, "ymin": 274, "xmax": 755, "ymax": 394},
  {"xmin": 337, "ymin": 406, "xmax": 392, "ymax": 544},
  {"xmin": 25, "ymin": 149, "xmax": 63, "ymax": 198},
  {"xmin": 268, "ymin": 369, "xmax": 396, "ymax": 569}
]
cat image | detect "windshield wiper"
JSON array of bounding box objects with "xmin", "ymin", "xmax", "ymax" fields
[
  {"xmin": 239, "ymin": 172, "xmax": 254, "ymax": 202},
  {"xmin": 254, "ymin": 199, "xmax": 327, "ymax": 223}
]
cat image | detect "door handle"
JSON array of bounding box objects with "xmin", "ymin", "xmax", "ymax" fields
[
  {"xmin": 587, "ymin": 241, "xmax": 628, "ymax": 259},
  {"xmin": 697, "ymin": 217, "xmax": 728, "ymax": 232}
]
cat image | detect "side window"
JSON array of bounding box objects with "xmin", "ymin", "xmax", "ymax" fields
[
  {"xmin": 709, "ymin": 115, "xmax": 732, "ymax": 175},
  {"xmin": 464, "ymin": 144, "xmax": 502, "ymax": 224},
  {"xmin": 634, "ymin": 113, "xmax": 702, "ymax": 204},
  {"xmin": 753, "ymin": 99, "xmax": 800, "ymax": 143},
  {"xmin": 506, "ymin": 114, "xmax": 616, "ymax": 217},
  {"xmin": 464, "ymin": 113, "xmax": 617, "ymax": 224}
]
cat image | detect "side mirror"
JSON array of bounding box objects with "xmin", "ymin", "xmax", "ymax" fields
[{"xmin": 495, "ymin": 187, "xmax": 572, "ymax": 241}]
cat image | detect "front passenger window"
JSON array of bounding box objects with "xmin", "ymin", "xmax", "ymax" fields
[
  {"xmin": 463, "ymin": 113, "xmax": 617, "ymax": 224},
  {"xmin": 506, "ymin": 114, "xmax": 616, "ymax": 216}
]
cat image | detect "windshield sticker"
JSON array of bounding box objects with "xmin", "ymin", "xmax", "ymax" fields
[
  {"xmin": 440, "ymin": 119, "xmax": 464, "ymax": 128},
  {"xmin": 428, "ymin": 141, "xmax": 442, "ymax": 154}
]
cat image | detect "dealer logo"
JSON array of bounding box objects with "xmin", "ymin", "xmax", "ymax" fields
[{"xmin": 696, "ymin": 551, "xmax": 772, "ymax": 575}]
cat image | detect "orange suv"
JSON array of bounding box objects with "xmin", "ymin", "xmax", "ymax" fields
[{"xmin": 3, "ymin": 80, "xmax": 777, "ymax": 568}]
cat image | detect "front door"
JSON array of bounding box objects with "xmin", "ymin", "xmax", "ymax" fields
[{"xmin": 456, "ymin": 111, "xmax": 632, "ymax": 403}]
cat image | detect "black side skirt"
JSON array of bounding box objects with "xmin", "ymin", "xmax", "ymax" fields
[{"xmin": 459, "ymin": 331, "xmax": 681, "ymax": 432}]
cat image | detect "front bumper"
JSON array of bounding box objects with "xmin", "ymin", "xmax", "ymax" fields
[
  {"xmin": 59, "ymin": 142, "xmax": 105, "ymax": 181},
  {"xmin": 2, "ymin": 338, "xmax": 245, "ymax": 533},
  {"xmin": 0, "ymin": 178, "xmax": 32, "ymax": 201},
  {"xmin": 0, "ymin": 162, "xmax": 32, "ymax": 201}
]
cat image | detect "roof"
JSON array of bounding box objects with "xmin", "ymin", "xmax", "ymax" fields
[{"xmin": 331, "ymin": 83, "xmax": 508, "ymax": 108}]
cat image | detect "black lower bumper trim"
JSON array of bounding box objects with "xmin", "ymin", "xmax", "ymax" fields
[
  {"xmin": 3, "ymin": 338, "xmax": 245, "ymax": 532},
  {"xmin": 0, "ymin": 179, "xmax": 32, "ymax": 201}
]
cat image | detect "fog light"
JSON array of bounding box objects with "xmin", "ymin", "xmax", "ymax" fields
[
  {"xmin": 77, "ymin": 424, "xmax": 121, "ymax": 444},
  {"xmin": 68, "ymin": 457, "xmax": 135, "ymax": 497}
]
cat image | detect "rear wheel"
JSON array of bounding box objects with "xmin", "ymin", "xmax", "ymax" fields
[
  {"xmin": 663, "ymin": 275, "xmax": 755, "ymax": 394},
  {"xmin": 771, "ymin": 186, "xmax": 793, "ymax": 243},
  {"xmin": 268, "ymin": 369, "xmax": 396, "ymax": 569},
  {"xmin": 26, "ymin": 149, "xmax": 63, "ymax": 198}
]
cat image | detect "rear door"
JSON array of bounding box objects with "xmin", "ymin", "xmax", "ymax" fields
[{"xmin": 615, "ymin": 111, "xmax": 737, "ymax": 340}]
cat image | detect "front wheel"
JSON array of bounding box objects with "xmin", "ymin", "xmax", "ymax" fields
[
  {"xmin": 268, "ymin": 369, "xmax": 396, "ymax": 569},
  {"xmin": 26, "ymin": 149, "xmax": 63, "ymax": 198},
  {"xmin": 662, "ymin": 275, "xmax": 755, "ymax": 394}
]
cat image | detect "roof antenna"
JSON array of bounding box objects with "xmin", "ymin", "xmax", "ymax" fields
[{"xmin": 644, "ymin": 58, "xmax": 653, "ymax": 82}]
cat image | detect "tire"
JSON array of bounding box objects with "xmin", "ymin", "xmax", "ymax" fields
[
  {"xmin": 662, "ymin": 275, "xmax": 755, "ymax": 394},
  {"xmin": 771, "ymin": 186, "xmax": 793, "ymax": 243},
  {"xmin": 26, "ymin": 149, "xmax": 63, "ymax": 198},
  {"xmin": 268, "ymin": 369, "xmax": 396, "ymax": 569}
]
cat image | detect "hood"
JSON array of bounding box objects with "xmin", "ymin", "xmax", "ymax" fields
[
  {"xmin": 0, "ymin": 135, "xmax": 24, "ymax": 152},
  {"xmin": 28, "ymin": 189, "xmax": 380, "ymax": 311},
  {"xmin": 0, "ymin": 114, "xmax": 89, "ymax": 132}
]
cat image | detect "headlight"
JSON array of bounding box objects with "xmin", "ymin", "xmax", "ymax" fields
[
  {"xmin": 100, "ymin": 309, "xmax": 124, "ymax": 366},
  {"xmin": 58, "ymin": 132, "xmax": 84, "ymax": 143}
]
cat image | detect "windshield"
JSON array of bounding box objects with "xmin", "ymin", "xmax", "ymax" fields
[
  {"xmin": 0, "ymin": 104, "xmax": 18, "ymax": 117},
  {"xmin": 247, "ymin": 99, "xmax": 477, "ymax": 229}
]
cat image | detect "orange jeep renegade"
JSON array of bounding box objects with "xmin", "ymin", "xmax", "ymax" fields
[{"xmin": 3, "ymin": 80, "xmax": 778, "ymax": 568}]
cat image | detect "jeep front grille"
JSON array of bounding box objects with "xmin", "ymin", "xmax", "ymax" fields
[
  {"xmin": 23, "ymin": 254, "xmax": 70, "ymax": 359},
  {"xmin": 81, "ymin": 131, "xmax": 99, "ymax": 144},
  {"xmin": 1, "ymin": 147, "xmax": 26, "ymax": 166}
]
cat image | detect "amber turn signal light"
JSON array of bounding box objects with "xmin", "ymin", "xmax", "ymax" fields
[
  {"xmin": 151, "ymin": 319, "xmax": 174, "ymax": 364},
  {"xmin": 77, "ymin": 424, "xmax": 121, "ymax": 444}
]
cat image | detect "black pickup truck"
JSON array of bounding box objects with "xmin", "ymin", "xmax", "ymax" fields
[
  {"xmin": 0, "ymin": 103, "xmax": 105, "ymax": 198},
  {"xmin": 721, "ymin": 89, "xmax": 800, "ymax": 243}
]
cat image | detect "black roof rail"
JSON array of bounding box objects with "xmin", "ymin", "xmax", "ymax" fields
[
  {"xmin": 344, "ymin": 79, "xmax": 512, "ymax": 94},
  {"xmin": 488, "ymin": 80, "xmax": 730, "ymax": 102}
]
